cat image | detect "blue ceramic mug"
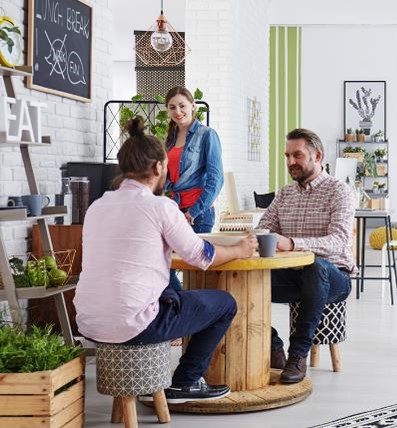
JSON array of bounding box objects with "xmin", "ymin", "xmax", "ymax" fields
[{"xmin": 21, "ymin": 195, "xmax": 50, "ymax": 216}]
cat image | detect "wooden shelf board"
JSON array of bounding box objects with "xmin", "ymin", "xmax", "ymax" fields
[
  {"xmin": 0, "ymin": 135, "xmax": 51, "ymax": 146},
  {"xmin": 0, "ymin": 65, "xmax": 32, "ymax": 77},
  {"xmin": 0, "ymin": 282, "xmax": 77, "ymax": 300},
  {"xmin": 0, "ymin": 206, "xmax": 67, "ymax": 222}
]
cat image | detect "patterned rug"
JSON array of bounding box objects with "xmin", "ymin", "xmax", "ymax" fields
[{"xmin": 310, "ymin": 404, "xmax": 397, "ymax": 428}]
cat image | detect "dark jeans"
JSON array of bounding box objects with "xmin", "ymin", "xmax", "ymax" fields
[
  {"xmin": 124, "ymin": 286, "xmax": 237, "ymax": 387},
  {"xmin": 169, "ymin": 206, "xmax": 215, "ymax": 291},
  {"xmin": 271, "ymin": 256, "xmax": 352, "ymax": 358}
]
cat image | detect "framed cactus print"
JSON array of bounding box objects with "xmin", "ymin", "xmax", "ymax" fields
[{"xmin": 344, "ymin": 81, "xmax": 386, "ymax": 139}]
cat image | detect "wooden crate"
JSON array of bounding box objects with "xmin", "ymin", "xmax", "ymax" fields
[{"xmin": 0, "ymin": 357, "xmax": 85, "ymax": 428}]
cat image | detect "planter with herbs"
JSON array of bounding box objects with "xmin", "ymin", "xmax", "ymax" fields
[{"xmin": 0, "ymin": 324, "xmax": 85, "ymax": 427}]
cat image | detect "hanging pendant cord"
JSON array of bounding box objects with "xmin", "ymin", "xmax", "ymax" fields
[{"xmin": 161, "ymin": 0, "xmax": 164, "ymax": 14}]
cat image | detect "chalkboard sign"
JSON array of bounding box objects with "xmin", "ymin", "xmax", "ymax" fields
[{"xmin": 27, "ymin": 0, "xmax": 92, "ymax": 102}]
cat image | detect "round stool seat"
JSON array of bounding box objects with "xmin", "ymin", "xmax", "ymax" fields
[
  {"xmin": 96, "ymin": 341, "xmax": 171, "ymax": 397},
  {"xmin": 290, "ymin": 300, "xmax": 347, "ymax": 345}
]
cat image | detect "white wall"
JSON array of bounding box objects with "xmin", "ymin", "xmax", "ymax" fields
[
  {"xmin": 186, "ymin": 0, "xmax": 270, "ymax": 212},
  {"xmin": 0, "ymin": 0, "xmax": 113, "ymax": 255},
  {"xmin": 269, "ymin": 0, "xmax": 397, "ymax": 218}
]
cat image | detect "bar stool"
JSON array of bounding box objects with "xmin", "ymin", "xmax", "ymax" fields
[
  {"xmin": 381, "ymin": 240, "xmax": 397, "ymax": 297},
  {"xmin": 290, "ymin": 300, "xmax": 347, "ymax": 372},
  {"xmin": 355, "ymin": 210, "xmax": 397, "ymax": 304},
  {"xmin": 96, "ymin": 341, "xmax": 171, "ymax": 428}
]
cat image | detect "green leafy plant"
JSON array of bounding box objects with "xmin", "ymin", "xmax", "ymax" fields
[
  {"xmin": 343, "ymin": 146, "xmax": 365, "ymax": 154},
  {"xmin": 0, "ymin": 324, "xmax": 83, "ymax": 373},
  {"xmin": 363, "ymin": 151, "xmax": 377, "ymax": 177},
  {"xmin": 346, "ymin": 128, "xmax": 352, "ymax": 134},
  {"xmin": 374, "ymin": 129, "xmax": 384, "ymax": 138},
  {"xmin": 0, "ymin": 23, "xmax": 21, "ymax": 54},
  {"xmin": 119, "ymin": 88, "xmax": 208, "ymax": 143},
  {"xmin": 374, "ymin": 148, "xmax": 387, "ymax": 159}
]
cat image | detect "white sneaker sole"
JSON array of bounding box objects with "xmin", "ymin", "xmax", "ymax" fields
[{"xmin": 165, "ymin": 389, "xmax": 231, "ymax": 404}]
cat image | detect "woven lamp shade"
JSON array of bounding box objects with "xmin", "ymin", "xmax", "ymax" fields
[{"xmin": 369, "ymin": 227, "xmax": 397, "ymax": 250}]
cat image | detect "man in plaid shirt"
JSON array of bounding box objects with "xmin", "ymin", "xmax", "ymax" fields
[{"xmin": 258, "ymin": 128, "xmax": 356, "ymax": 384}]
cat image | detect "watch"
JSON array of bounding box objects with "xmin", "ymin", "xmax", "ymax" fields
[{"xmin": 0, "ymin": 16, "xmax": 22, "ymax": 68}]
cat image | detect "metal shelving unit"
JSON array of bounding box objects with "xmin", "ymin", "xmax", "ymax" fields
[
  {"xmin": 336, "ymin": 139, "xmax": 389, "ymax": 197},
  {"xmin": 0, "ymin": 66, "xmax": 74, "ymax": 344}
]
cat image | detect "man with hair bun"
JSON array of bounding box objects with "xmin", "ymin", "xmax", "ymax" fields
[{"xmin": 74, "ymin": 117, "xmax": 258, "ymax": 403}]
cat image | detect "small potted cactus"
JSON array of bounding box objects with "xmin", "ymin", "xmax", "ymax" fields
[{"xmin": 345, "ymin": 128, "xmax": 354, "ymax": 142}]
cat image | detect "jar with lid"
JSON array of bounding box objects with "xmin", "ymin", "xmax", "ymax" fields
[{"xmin": 69, "ymin": 177, "xmax": 90, "ymax": 224}]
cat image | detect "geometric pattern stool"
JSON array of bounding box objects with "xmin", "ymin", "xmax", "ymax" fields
[
  {"xmin": 96, "ymin": 341, "xmax": 172, "ymax": 428},
  {"xmin": 289, "ymin": 300, "xmax": 347, "ymax": 372}
]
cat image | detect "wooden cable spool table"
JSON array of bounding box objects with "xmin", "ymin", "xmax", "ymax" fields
[{"xmin": 169, "ymin": 251, "xmax": 315, "ymax": 413}]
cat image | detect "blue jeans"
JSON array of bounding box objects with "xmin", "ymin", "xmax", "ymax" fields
[
  {"xmin": 124, "ymin": 287, "xmax": 237, "ymax": 387},
  {"xmin": 271, "ymin": 256, "xmax": 352, "ymax": 358},
  {"xmin": 169, "ymin": 207, "xmax": 215, "ymax": 291}
]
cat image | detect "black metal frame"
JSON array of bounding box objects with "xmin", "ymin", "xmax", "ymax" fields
[
  {"xmin": 103, "ymin": 100, "xmax": 210, "ymax": 163},
  {"xmin": 355, "ymin": 211, "xmax": 397, "ymax": 304}
]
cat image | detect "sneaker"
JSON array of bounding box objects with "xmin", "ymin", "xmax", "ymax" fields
[
  {"xmin": 168, "ymin": 378, "xmax": 230, "ymax": 404},
  {"xmin": 139, "ymin": 378, "xmax": 230, "ymax": 404}
]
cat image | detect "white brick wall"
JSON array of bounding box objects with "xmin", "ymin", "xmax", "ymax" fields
[
  {"xmin": 0, "ymin": 0, "xmax": 113, "ymax": 255},
  {"xmin": 186, "ymin": 0, "xmax": 270, "ymax": 215}
]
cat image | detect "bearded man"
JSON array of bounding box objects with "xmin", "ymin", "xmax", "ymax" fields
[{"xmin": 257, "ymin": 128, "xmax": 356, "ymax": 384}]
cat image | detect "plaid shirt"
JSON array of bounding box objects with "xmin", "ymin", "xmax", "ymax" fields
[{"xmin": 258, "ymin": 171, "xmax": 357, "ymax": 273}]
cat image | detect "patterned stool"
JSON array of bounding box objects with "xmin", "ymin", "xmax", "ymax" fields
[
  {"xmin": 96, "ymin": 341, "xmax": 172, "ymax": 428},
  {"xmin": 289, "ymin": 300, "xmax": 347, "ymax": 372}
]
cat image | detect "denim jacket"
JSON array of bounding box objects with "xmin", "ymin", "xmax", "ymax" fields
[{"xmin": 165, "ymin": 119, "xmax": 224, "ymax": 219}]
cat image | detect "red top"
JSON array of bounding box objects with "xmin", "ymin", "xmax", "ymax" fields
[{"xmin": 168, "ymin": 146, "xmax": 202, "ymax": 209}]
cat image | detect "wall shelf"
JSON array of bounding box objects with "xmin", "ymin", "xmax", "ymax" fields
[{"xmin": 0, "ymin": 65, "xmax": 32, "ymax": 77}]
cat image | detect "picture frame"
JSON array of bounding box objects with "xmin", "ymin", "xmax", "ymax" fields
[{"xmin": 344, "ymin": 81, "xmax": 386, "ymax": 139}]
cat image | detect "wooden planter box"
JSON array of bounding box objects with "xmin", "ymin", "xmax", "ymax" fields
[
  {"xmin": 344, "ymin": 152, "xmax": 364, "ymax": 163},
  {"xmin": 0, "ymin": 357, "xmax": 85, "ymax": 428}
]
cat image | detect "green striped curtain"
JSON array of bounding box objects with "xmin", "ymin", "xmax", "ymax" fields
[{"xmin": 269, "ymin": 26, "xmax": 302, "ymax": 192}]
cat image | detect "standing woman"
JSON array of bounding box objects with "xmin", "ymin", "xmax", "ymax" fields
[
  {"xmin": 165, "ymin": 86, "xmax": 224, "ymax": 233},
  {"xmin": 165, "ymin": 86, "xmax": 224, "ymax": 291}
]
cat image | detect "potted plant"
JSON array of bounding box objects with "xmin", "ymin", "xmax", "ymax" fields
[
  {"xmin": 357, "ymin": 128, "xmax": 365, "ymax": 143},
  {"xmin": 119, "ymin": 88, "xmax": 208, "ymax": 143},
  {"xmin": 374, "ymin": 148, "xmax": 387, "ymax": 162},
  {"xmin": 372, "ymin": 130, "xmax": 385, "ymax": 142},
  {"xmin": 378, "ymin": 182, "xmax": 386, "ymax": 194},
  {"xmin": 345, "ymin": 128, "xmax": 353, "ymax": 142},
  {"xmin": 0, "ymin": 323, "xmax": 85, "ymax": 426},
  {"xmin": 343, "ymin": 146, "xmax": 365, "ymax": 163}
]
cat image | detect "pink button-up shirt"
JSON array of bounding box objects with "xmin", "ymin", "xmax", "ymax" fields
[{"xmin": 74, "ymin": 179, "xmax": 213, "ymax": 343}]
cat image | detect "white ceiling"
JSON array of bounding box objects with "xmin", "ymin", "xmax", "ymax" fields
[{"xmin": 112, "ymin": 0, "xmax": 186, "ymax": 62}]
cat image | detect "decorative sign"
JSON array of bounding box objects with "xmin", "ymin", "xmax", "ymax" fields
[
  {"xmin": 247, "ymin": 97, "xmax": 262, "ymax": 161},
  {"xmin": 27, "ymin": 0, "xmax": 92, "ymax": 102},
  {"xmin": 0, "ymin": 96, "xmax": 46, "ymax": 142}
]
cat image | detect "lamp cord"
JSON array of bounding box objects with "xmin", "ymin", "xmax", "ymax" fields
[{"xmin": 161, "ymin": 0, "xmax": 164, "ymax": 14}]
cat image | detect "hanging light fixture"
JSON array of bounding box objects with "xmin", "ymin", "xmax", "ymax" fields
[
  {"xmin": 134, "ymin": 0, "xmax": 191, "ymax": 67},
  {"xmin": 150, "ymin": 1, "xmax": 173, "ymax": 52}
]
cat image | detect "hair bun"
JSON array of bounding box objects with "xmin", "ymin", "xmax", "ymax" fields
[{"xmin": 127, "ymin": 116, "xmax": 146, "ymax": 137}]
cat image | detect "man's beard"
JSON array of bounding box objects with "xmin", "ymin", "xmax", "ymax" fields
[
  {"xmin": 289, "ymin": 164, "xmax": 316, "ymax": 184},
  {"xmin": 153, "ymin": 175, "xmax": 166, "ymax": 196}
]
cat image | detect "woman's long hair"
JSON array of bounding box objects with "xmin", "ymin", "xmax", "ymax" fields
[{"xmin": 165, "ymin": 86, "xmax": 196, "ymax": 150}]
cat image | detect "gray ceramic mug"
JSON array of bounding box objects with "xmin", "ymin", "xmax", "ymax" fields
[
  {"xmin": 256, "ymin": 232, "xmax": 277, "ymax": 257},
  {"xmin": 22, "ymin": 195, "xmax": 50, "ymax": 216}
]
